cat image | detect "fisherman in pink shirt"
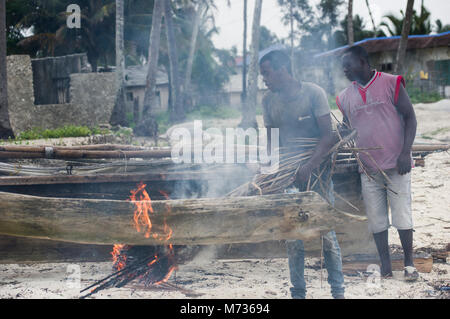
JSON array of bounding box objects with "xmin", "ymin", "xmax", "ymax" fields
[{"xmin": 336, "ymin": 46, "xmax": 419, "ymax": 281}]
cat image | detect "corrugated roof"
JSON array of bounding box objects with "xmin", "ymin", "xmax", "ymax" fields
[
  {"xmin": 314, "ymin": 31, "xmax": 450, "ymax": 59},
  {"xmin": 124, "ymin": 65, "xmax": 168, "ymax": 87}
]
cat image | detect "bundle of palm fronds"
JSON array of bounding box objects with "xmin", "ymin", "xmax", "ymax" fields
[
  {"xmin": 227, "ymin": 138, "xmax": 317, "ymax": 196},
  {"xmin": 227, "ymin": 129, "xmax": 357, "ymax": 197}
]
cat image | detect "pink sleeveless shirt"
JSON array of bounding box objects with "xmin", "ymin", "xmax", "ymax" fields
[{"xmin": 336, "ymin": 71, "xmax": 407, "ymax": 172}]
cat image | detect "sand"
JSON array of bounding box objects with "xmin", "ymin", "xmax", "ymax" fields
[{"xmin": 0, "ymin": 100, "xmax": 449, "ymax": 299}]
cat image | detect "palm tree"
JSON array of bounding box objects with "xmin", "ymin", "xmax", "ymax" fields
[
  {"xmin": 110, "ymin": 0, "xmax": 127, "ymax": 126},
  {"xmin": 242, "ymin": 0, "xmax": 248, "ymax": 104},
  {"xmin": 142, "ymin": 0, "xmax": 164, "ymax": 119},
  {"xmin": 0, "ymin": 0, "xmax": 14, "ymax": 138},
  {"xmin": 395, "ymin": 0, "xmax": 415, "ymax": 74},
  {"xmin": 17, "ymin": 0, "xmax": 116, "ymax": 71},
  {"xmin": 163, "ymin": 0, "xmax": 184, "ymax": 123},
  {"xmin": 347, "ymin": 0, "xmax": 354, "ymax": 45},
  {"xmin": 365, "ymin": 0, "xmax": 377, "ymax": 37},
  {"xmin": 239, "ymin": 0, "xmax": 263, "ymax": 129},
  {"xmin": 435, "ymin": 19, "xmax": 450, "ymax": 33},
  {"xmin": 289, "ymin": 0, "xmax": 295, "ymax": 76},
  {"xmin": 184, "ymin": 0, "xmax": 205, "ymax": 96},
  {"xmin": 334, "ymin": 14, "xmax": 375, "ymax": 47},
  {"xmin": 381, "ymin": 3, "xmax": 432, "ymax": 36}
]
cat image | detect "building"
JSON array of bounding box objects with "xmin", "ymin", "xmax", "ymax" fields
[
  {"xmin": 313, "ymin": 31, "xmax": 450, "ymax": 97},
  {"xmin": 223, "ymin": 45, "xmax": 288, "ymax": 109},
  {"xmin": 6, "ymin": 54, "xmax": 115, "ymax": 135},
  {"xmin": 124, "ymin": 65, "xmax": 169, "ymax": 119},
  {"xmin": 223, "ymin": 72, "xmax": 267, "ymax": 109}
]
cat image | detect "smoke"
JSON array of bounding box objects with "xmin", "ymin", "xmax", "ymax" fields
[{"xmin": 186, "ymin": 245, "xmax": 218, "ymax": 266}]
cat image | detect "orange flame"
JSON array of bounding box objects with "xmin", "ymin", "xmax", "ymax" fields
[
  {"xmin": 130, "ymin": 182, "xmax": 154, "ymax": 238},
  {"xmin": 110, "ymin": 183, "xmax": 176, "ymax": 285},
  {"xmin": 111, "ymin": 244, "xmax": 127, "ymax": 271},
  {"xmin": 129, "ymin": 182, "xmax": 173, "ymax": 241}
]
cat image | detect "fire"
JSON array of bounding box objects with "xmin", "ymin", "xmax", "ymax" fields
[
  {"xmin": 111, "ymin": 244, "xmax": 127, "ymax": 271},
  {"xmin": 129, "ymin": 182, "xmax": 173, "ymax": 241},
  {"xmin": 109, "ymin": 183, "xmax": 176, "ymax": 287},
  {"xmin": 130, "ymin": 182, "xmax": 154, "ymax": 238}
]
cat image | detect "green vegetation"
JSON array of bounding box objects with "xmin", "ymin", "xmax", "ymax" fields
[
  {"xmin": 406, "ymin": 87, "xmax": 443, "ymax": 104},
  {"xmin": 155, "ymin": 111, "xmax": 171, "ymax": 135},
  {"xmin": 14, "ymin": 125, "xmax": 110, "ymax": 141}
]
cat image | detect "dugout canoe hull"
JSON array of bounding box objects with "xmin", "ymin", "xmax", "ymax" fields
[{"xmin": 0, "ymin": 190, "xmax": 369, "ymax": 246}]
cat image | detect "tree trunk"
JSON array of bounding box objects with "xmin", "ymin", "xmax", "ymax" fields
[
  {"xmin": 289, "ymin": 0, "xmax": 296, "ymax": 77},
  {"xmin": 0, "ymin": 191, "xmax": 365, "ymax": 245},
  {"xmin": 0, "ymin": 0, "xmax": 14, "ymax": 139},
  {"xmin": 394, "ymin": 0, "xmax": 415, "ymax": 74},
  {"xmin": 365, "ymin": 0, "xmax": 377, "ymax": 37},
  {"xmin": 110, "ymin": 0, "xmax": 128, "ymax": 126},
  {"xmin": 239, "ymin": 0, "xmax": 262, "ymax": 129},
  {"xmin": 142, "ymin": 0, "xmax": 164, "ymax": 121},
  {"xmin": 241, "ymin": 0, "xmax": 248, "ymax": 105},
  {"xmin": 184, "ymin": 1, "xmax": 204, "ymax": 96},
  {"xmin": 163, "ymin": 0, "xmax": 184, "ymax": 123},
  {"xmin": 347, "ymin": 0, "xmax": 354, "ymax": 45}
]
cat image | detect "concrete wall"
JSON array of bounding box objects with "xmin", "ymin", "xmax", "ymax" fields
[
  {"xmin": 7, "ymin": 55, "xmax": 115, "ymax": 135},
  {"xmin": 370, "ymin": 47, "xmax": 449, "ymax": 78},
  {"xmin": 125, "ymin": 85, "xmax": 169, "ymax": 116}
]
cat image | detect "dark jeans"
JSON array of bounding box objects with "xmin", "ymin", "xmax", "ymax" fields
[{"xmin": 285, "ymin": 166, "xmax": 345, "ymax": 298}]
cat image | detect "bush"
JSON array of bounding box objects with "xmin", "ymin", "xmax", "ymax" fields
[
  {"xmin": 406, "ymin": 87, "xmax": 443, "ymax": 104},
  {"xmin": 155, "ymin": 111, "xmax": 170, "ymax": 135},
  {"xmin": 16, "ymin": 125, "xmax": 110, "ymax": 140}
]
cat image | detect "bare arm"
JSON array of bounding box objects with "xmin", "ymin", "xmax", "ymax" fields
[{"xmin": 395, "ymin": 84, "xmax": 417, "ymax": 175}]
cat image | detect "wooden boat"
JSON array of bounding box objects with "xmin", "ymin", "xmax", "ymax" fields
[
  {"xmin": 0, "ymin": 143, "xmax": 446, "ymax": 262},
  {"xmin": 0, "ymin": 159, "xmax": 375, "ymax": 260}
]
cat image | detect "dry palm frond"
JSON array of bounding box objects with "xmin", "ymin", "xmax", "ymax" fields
[{"xmin": 227, "ymin": 130, "xmax": 356, "ymax": 197}]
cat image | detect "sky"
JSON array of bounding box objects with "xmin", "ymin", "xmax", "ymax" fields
[{"xmin": 211, "ymin": 0, "xmax": 450, "ymax": 54}]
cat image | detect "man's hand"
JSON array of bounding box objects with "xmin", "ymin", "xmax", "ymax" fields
[
  {"xmin": 295, "ymin": 163, "xmax": 313, "ymax": 187},
  {"xmin": 397, "ymin": 151, "xmax": 412, "ymax": 175}
]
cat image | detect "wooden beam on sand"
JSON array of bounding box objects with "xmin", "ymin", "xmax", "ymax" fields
[{"xmin": 342, "ymin": 253, "xmax": 433, "ymax": 274}]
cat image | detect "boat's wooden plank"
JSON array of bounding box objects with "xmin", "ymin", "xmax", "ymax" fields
[
  {"xmin": 0, "ymin": 191, "xmax": 366, "ymax": 246},
  {"xmin": 0, "ymin": 168, "xmax": 255, "ymax": 186},
  {"xmin": 0, "ymin": 235, "xmax": 112, "ymax": 264}
]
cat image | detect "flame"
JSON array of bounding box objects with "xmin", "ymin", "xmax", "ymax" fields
[
  {"xmin": 109, "ymin": 183, "xmax": 176, "ymax": 287},
  {"xmin": 129, "ymin": 182, "xmax": 173, "ymax": 241},
  {"xmin": 130, "ymin": 182, "xmax": 154, "ymax": 238},
  {"xmin": 155, "ymin": 265, "xmax": 177, "ymax": 285},
  {"xmin": 111, "ymin": 244, "xmax": 127, "ymax": 271}
]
